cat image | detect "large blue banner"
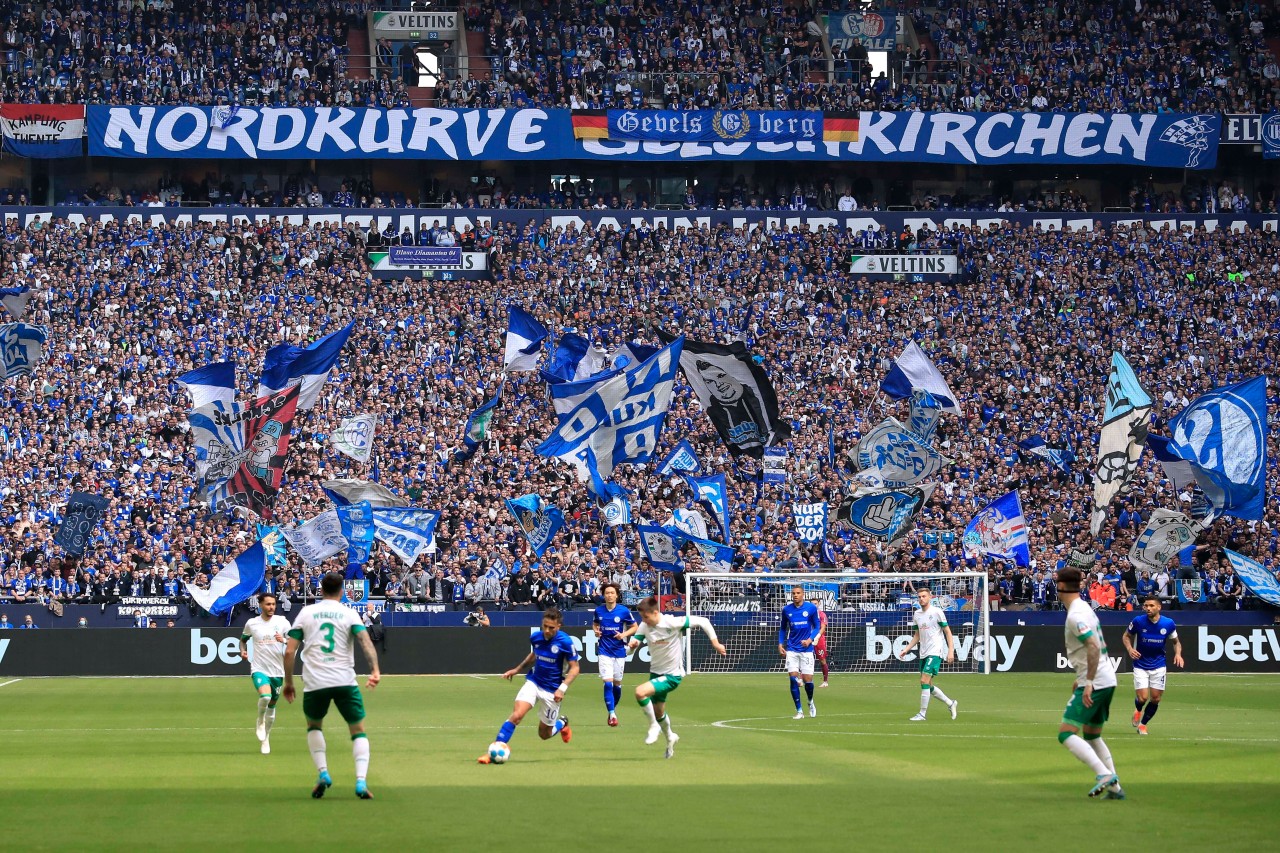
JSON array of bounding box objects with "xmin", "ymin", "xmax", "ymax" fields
[{"xmin": 86, "ymin": 106, "xmax": 1221, "ymax": 168}]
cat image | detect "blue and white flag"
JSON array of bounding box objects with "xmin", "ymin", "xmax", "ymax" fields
[
  {"xmin": 321, "ymin": 478, "xmax": 405, "ymax": 508},
  {"xmin": 0, "ymin": 286, "xmax": 31, "ymax": 320},
  {"xmin": 762, "ymin": 446, "xmax": 789, "ymax": 483},
  {"xmin": 684, "ymin": 472, "xmax": 730, "ymax": 543},
  {"xmin": 337, "ymin": 500, "xmax": 376, "ymax": 577},
  {"xmin": 331, "ymin": 413, "xmax": 377, "ymax": 463},
  {"xmin": 282, "ymin": 510, "xmax": 348, "ymax": 567},
  {"xmin": 1224, "ymin": 549, "xmax": 1280, "ymax": 607},
  {"xmin": 371, "ymin": 507, "xmax": 441, "ymax": 567},
  {"xmin": 1166, "ymin": 376, "xmax": 1268, "ymax": 521},
  {"xmin": 793, "ymin": 502, "xmax": 828, "ymax": 544},
  {"xmin": 506, "ymin": 494, "xmax": 565, "ymax": 557},
  {"xmin": 544, "ymin": 331, "xmax": 593, "ymax": 383},
  {"xmin": 455, "ymin": 381, "xmax": 503, "ymax": 463},
  {"xmin": 637, "ymin": 524, "xmax": 684, "ymax": 573},
  {"xmin": 256, "ymin": 524, "xmax": 288, "ymax": 566},
  {"xmin": 610, "ymin": 341, "xmax": 661, "ymax": 371},
  {"xmin": 504, "ymin": 306, "xmax": 548, "ymax": 372},
  {"xmin": 1090, "ymin": 352, "xmax": 1152, "ymax": 536},
  {"xmin": 53, "ymin": 491, "xmax": 110, "ymax": 557},
  {"xmin": 657, "ymin": 439, "xmax": 703, "ymax": 477},
  {"xmin": 256, "ymin": 320, "xmax": 356, "ymax": 410},
  {"xmin": 601, "ymin": 494, "xmax": 632, "ymax": 527},
  {"xmin": 963, "ymin": 491, "xmax": 1031, "ymax": 566},
  {"xmin": 0, "ymin": 322, "xmax": 46, "ymax": 379},
  {"xmin": 856, "ymin": 417, "xmax": 948, "ymax": 487},
  {"xmin": 1147, "ymin": 434, "xmax": 1198, "ymax": 491},
  {"xmin": 908, "ymin": 388, "xmax": 944, "ymax": 444},
  {"xmin": 1128, "ymin": 509, "xmax": 1198, "ymax": 572},
  {"xmin": 538, "ymin": 337, "xmax": 684, "ymax": 482},
  {"xmin": 881, "ymin": 341, "xmax": 961, "ymax": 414},
  {"xmin": 670, "ymin": 508, "xmax": 710, "ymax": 541},
  {"xmin": 185, "ymin": 540, "xmax": 268, "ymax": 616},
  {"xmin": 178, "ymin": 361, "xmax": 237, "ymax": 410},
  {"xmin": 834, "ymin": 484, "xmax": 933, "ymax": 542},
  {"xmin": 677, "ymin": 533, "xmax": 735, "ymax": 573},
  {"xmin": 1018, "ymin": 436, "xmax": 1077, "ymax": 473}
]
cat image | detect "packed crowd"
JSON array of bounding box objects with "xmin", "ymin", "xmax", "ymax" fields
[
  {"xmin": 1, "ymin": 205, "xmax": 1280, "ymax": 616},
  {"xmin": 3, "ymin": 0, "xmax": 1280, "ymax": 114}
]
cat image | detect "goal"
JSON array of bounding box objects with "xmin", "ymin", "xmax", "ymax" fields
[{"xmin": 683, "ymin": 572, "xmax": 991, "ymax": 675}]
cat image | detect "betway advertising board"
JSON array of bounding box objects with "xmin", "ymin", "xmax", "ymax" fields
[{"xmin": 2, "ymin": 624, "xmax": 1278, "ymax": 676}]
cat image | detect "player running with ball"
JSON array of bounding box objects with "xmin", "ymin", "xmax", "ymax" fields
[{"xmin": 622, "ymin": 596, "xmax": 726, "ymax": 758}]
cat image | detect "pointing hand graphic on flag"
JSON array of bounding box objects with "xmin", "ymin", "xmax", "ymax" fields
[{"xmin": 863, "ymin": 496, "xmax": 896, "ymax": 532}]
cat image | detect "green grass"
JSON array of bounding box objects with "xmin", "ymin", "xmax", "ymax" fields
[{"xmin": 2, "ymin": 673, "xmax": 1278, "ymax": 852}]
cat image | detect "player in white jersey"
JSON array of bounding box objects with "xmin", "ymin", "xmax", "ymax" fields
[
  {"xmin": 1055, "ymin": 567, "xmax": 1125, "ymax": 800},
  {"xmin": 239, "ymin": 592, "xmax": 292, "ymax": 754},
  {"xmin": 283, "ymin": 572, "xmax": 382, "ymax": 800},
  {"xmin": 621, "ymin": 596, "xmax": 726, "ymax": 758},
  {"xmin": 897, "ymin": 588, "xmax": 958, "ymax": 721}
]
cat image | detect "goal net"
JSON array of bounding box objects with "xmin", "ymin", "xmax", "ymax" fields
[{"xmin": 683, "ymin": 572, "xmax": 991, "ymax": 675}]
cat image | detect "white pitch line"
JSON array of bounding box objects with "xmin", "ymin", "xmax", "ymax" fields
[{"xmin": 0, "ymin": 678, "xmax": 20, "ymax": 688}]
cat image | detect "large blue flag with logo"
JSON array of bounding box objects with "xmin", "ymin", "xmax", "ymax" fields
[
  {"xmin": 684, "ymin": 473, "xmax": 730, "ymax": 543},
  {"xmin": 1166, "ymin": 376, "xmax": 1267, "ymax": 521},
  {"xmin": 637, "ymin": 524, "xmax": 684, "ymax": 573},
  {"xmin": 963, "ymin": 491, "xmax": 1031, "ymax": 566},
  {"xmin": 506, "ymin": 494, "xmax": 565, "ymax": 557},
  {"xmin": 371, "ymin": 507, "xmax": 440, "ymax": 568},
  {"xmin": 336, "ymin": 500, "xmax": 376, "ymax": 577},
  {"xmin": 538, "ymin": 337, "xmax": 683, "ymax": 482},
  {"xmin": 1223, "ymin": 549, "xmax": 1280, "ymax": 606},
  {"xmin": 0, "ymin": 322, "xmax": 46, "ymax": 379},
  {"xmin": 184, "ymin": 540, "xmax": 268, "ymax": 616}
]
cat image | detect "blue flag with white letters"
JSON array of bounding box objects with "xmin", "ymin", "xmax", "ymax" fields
[
  {"xmin": 1166, "ymin": 376, "xmax": 1268, "ymax": 521},
  {"xmin": 657, "ymin": 439, "xmax": 703, "ymax": 477},
  {"xmin": 506, "ymin": 494, "xmax": 565, "ymax": 557},
  {"xmin": 336, "ymin": 501, "xmax": 376, "ymax": 577},
  {"xmin": 0, "ymin": 322, "xmax": 46, "ymax": 379},
  {"xmin": 684, "ymin": 472, "xmax": 731, "ymax": 543},
  {"xmin": 1223, "ymin": 549, "xmax": 1280, "ymax": 606},
  {"xmin": 792, "ymin": 502, "xmax": 828, "ymax": 544},
  {"xmin": 371, "ymin": 507, "xmax": 440, "ymax": 568}
]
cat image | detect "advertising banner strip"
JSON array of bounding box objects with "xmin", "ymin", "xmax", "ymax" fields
[{"xmin": 85, "ymin": 107, "xmax": 1221, "ymax": 168}]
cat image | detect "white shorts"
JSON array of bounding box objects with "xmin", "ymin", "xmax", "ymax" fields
[
  {"xmin": 785, "ymin": 650, "xmax": 815, "ymax": 676},
  {"xmin": 598, "ymin": 655, "xmax": 626, "ymax": 682},
  {"xmin": 1133, "ymin": 667, "xmax": 1167, "ymax": 691},
  {"xmin": 515, "ymin": 679, "xmax": 563, "ymax": 727}
]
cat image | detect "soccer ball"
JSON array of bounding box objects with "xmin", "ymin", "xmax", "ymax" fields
[{"xmin": 488, "ymin": 742, "xmax": 511, "ymax": 764}]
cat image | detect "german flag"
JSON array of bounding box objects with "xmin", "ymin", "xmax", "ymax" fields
[
  {"xmin": 823, "ymin": 112, "xmax": 859, "ymax": 143},
  {"xmin": 571, "ymin": 110, "xmax": 609, "ymax": 140}
]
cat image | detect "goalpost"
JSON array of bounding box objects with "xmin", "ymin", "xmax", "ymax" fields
[{"xmin": 683, "ymin": 572, "xmax": 992, "ymax": 675}]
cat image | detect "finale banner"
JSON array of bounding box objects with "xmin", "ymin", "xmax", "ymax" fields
[{"xmin": 86, "ymin": 106, "xmax": 1221, "ymax": 168}]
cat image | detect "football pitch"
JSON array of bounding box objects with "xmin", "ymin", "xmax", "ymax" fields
[{"xmin": 2, "ymin": 673, "xmax": 1277, "ymax": 852}]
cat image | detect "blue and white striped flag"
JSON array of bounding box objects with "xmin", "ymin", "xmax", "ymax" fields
[
  {"xmin": 0, "ymin": 322, "xmax": 46, "ymax": 379},
  {"xmin": 178, "ymin": 361, "xmax": 237, "ymax": 410},
  {"xmin": 185, "ymin": 540, "xmax": 268, "ymax": 616},
  {"xmin": 256, "ymin": 320, "xmax": 355, "ymax": 410},
  {"xmin": 504, "ymin": 306, "xmax": 548, "ymax": 372},
  {"xmin": 881, "ymin": 341, "xmax": 961, "ymax": 414}
]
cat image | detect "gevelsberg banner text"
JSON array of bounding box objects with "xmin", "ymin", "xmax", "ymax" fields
[{"xmin": 86, "ymin": 106, "xmax": 1220, "ymax": 167}]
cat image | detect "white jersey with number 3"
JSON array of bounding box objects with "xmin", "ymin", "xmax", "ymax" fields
[
  {"xmin": 288, "ymin": 601, "xmax": 366, "ymax": 691},
  {"xmin": 242, "ymin": 614, "xmax": 291, "ymax": 678},
  {"xmin": 1064, "ymin": 598, "xmax": 1118, "ymax": 690},
  {"xmin": 913, "ymin": 606, "xmax": 949, "ymax": 659}
]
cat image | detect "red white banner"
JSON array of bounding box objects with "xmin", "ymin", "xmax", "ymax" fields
[{"xmin": 0, "ymin": 103, "xmax": 85, "ymax": 158}]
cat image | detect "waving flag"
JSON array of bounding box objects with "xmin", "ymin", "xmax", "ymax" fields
[
  {"xmin": 544, "ymin": 332, "xmax": 593, "ymax": 383},
  {"xmin": 659, "ymin": 330, "xmax": 791, "ymax": 457},
  {"xmin": 1018, "ymin": 436, "xmax": 1077, "ymax": 473},
  {"xmin": 455, "ymin": 381, "xmax": 503, "ymax": 464},
  {"xmin": 0, "ymin": 322, "xmax": 46, "ymax": 379},
  {"xmin": 601, "ymin": 494, "xmax": 632, "ymax": 527},
  {"xmin": 189, "ymin": 385, "xmax": 300, "ymax": 519},
  {"xmin": 793, "ymin": 502, "xmax": 828, "ymax": 544},
  {"xmin": 610, "ymin": 341, "xmax": 661, "ymax": 371},
  {"xmin": 506, "ymin": 494, "xmax": 565, "ymax": 557},
  {"xmin": 1090, "ymin": 352, "xmax": 1152, "ymax": 536},
  {"xmin": 53, "ymin": 492, "xmax": 110, "ymax": 557},
  {"xmin": 322, "ymin": 478, "xmax": 405, "ymax": 508},
  {"xmin": 282, "ymin": 510, "xmax": 348, "ymax": 567},
  {"xmin": 1166, "ymin": 376, "xmax": 1268, "ymax": 521},
  {"xmin": 908, "ymin": 388, "xmax": 943, "ymax": 444},
  {"xmin": 670, "ymin": 508, "xmax": 710, "ymax": 541},
  {"xmin": 331, "ymin": 413, "xmax": 377, "ymax": 463},
  {"xmin": 684, "ymin": 472, "xmax": 730, "ymax": 543},
  {"xmin": 538, "ymin": 337, "xmax": 683, "ymax": 482},
  {"xmin": 881, "ymin": 341, "xmax": 961, "ymax": 414},
  {"xmin": 657, "ymin": 439, "xmax": 703, "ymax": 477},
  {"xmin": 185, "ymin": 540, "xmax": 268, "ymax": 616},
  {"xmin": 856, "ymin": 417, "xmax": 948, "ymax": 487},
  {"xmin": 337, "ymin": 501, "xmax": 376, "ymax": 577},
  {"xmin": 256, "ymin": 320, "xmax": 355, "ymax": 410},
  {"xmin": 504, "ymin": 306, "xmax": 548, "ymax": 372},
  {"xmin": 0, "ymin": 286, "xmax": 31, "ymax": 320},
  {"xmin": 371, "ymin": 507, "xmax": 441, "ymax": 567},
  {"xmin": 638, "ymin": 524, "xmax": 684, "ymax": 573},
  {"xmin": 178, "ymin": 361, "xmax": 237, "ymax": 410},
  {"xmin": 1147, "ymin": 434, "xmax": 1197, "ymax": 490},
  {"xmin": 257, "ymin": 524, "xmax": 288, "ymax": 566},
  {"xmin": 834, "ymin": 484, "xmax": 933, "ymax": 542},
  {"xmin": 963, "ymin": 491, "xmax": 1031, "ymax": 566},
  {"xmin": 1223, "ymin": 550, "xmax": 1280, "ymax": 607},
  {"xmin": 678, "ymin": 534, "xmax": 735, "ymax": 573},
  {"xmin": 1129, "ymin": 509, "xmax": 1198, "ymax": 572}
]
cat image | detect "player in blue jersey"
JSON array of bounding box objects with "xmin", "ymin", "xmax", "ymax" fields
[
  {"xmin": 1122, "ymin": 595, "xmax": 1184, "ymax": 736},
  {"xmin": 778, "ymin": 585, "xmax": 822, "ymax": 719},
  {"xmin": 478, "ymin": 608, "xmax": 579, "ymax": 764},
  {"xmin": 592, "ymin": 582, "xmax": 636, "ymax": 727}
]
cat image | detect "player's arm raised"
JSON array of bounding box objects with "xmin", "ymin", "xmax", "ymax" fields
[
  {"xmin": 356, "ymin": 626, "xmax": 381, "ymax": 690},
  {"xmin": 282, "ymin": 636, "xmax": 301, "ymax": 703},
  {"xmin": 503, "ymin": 652, "xmax": 535, "ymax": 681}
]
